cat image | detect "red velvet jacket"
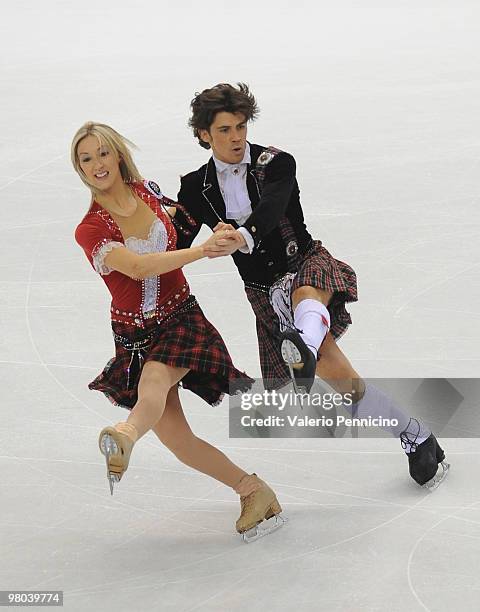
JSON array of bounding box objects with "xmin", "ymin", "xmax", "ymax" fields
[{"xmin": 75, "ymin": 181, "xmax": 190, "ymax": 328}]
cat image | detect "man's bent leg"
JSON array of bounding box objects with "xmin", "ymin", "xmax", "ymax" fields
[
  {"xmin": 292, "ymin": 285, "xmax": 332, "ymax": 358},
  {"xmin": 277, "ymin": 285, "xmax": 332, "ymax": 392},
  {"xmin": 316, "ymin": 334, "xmax": 449, "ymax": 488}
]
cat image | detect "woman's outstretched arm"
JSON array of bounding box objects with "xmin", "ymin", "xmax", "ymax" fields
[{"xmin": 103, "ymin": 230, "xmax": 226, "ymax": 279}]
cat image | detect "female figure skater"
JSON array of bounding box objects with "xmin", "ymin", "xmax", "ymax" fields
[{"xmin": 71, "ymin": 122, "xmax": 283, "ymax": 541}]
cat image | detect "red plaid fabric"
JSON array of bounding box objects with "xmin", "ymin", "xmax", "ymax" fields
[
  {"xmin": 88, "ymin": 297, "xmax": 252, "ymax": 409},
  {"xmin": 245, "ymin": 241, "xmax": 357, "ymax": 388}
]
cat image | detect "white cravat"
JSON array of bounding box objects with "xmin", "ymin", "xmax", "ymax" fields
[{"xmin": 213, "ymin": 144, "xmax": 254, "ymax": 253}]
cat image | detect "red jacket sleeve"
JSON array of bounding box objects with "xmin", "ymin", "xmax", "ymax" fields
[{"xmin": 74, "ymin": 219, "xmax": 117, "ymax": 269}]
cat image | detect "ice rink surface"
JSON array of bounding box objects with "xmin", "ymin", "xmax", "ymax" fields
[{"xmin": 1, "ymin": 1, "xmax": 480, "ymax": 610}]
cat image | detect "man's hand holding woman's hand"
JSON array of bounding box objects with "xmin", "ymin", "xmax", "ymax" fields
[{"xmin": 202, "ymin": 223, "xmax": 247, "ymax": 258}]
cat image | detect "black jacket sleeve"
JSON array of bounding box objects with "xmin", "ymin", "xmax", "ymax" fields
[
  {"xmin": 241, "ymin": 152, "xmax": 296, "ymax": 249},
  {"xmin": 175, "ymin": 176, "xmax": 204, "ymax": 249}
]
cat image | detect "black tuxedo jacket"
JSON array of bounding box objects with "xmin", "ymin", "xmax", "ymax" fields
[{"xmin": 176, "ymin": 143, "xmax": 312, "ymax": 286}]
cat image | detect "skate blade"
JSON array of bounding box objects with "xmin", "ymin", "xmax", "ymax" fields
[
  {"xmin": 424, "ymin": 461, "xmax": 450, "ymax": 491},
  {"xmin": 107, "ymin": 473, "xmax": 120, "ymax": 495},
  {"xmin": 289, "ymin": 371, "xmax": 308, "ymax": 396},
  {"xmin": 240, "ymin": 514, "xmax": 287, "ymax": 543},
  {"xmin": 100, "ymin": 434, "xmax": 120, "ymax": 496},
  {"xmin": 282, "ymin": 344, "xmax": 307, "ymax": 395},
  {"xmin": 286, "ymin": 362, "xmax": 302, "ymax": 395}
]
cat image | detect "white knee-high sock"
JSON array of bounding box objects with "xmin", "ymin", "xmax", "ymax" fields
[
  {"xmin": 293, "ymin": 298, "xmax": 330, "ymax": 358},
  {"xmin": 346, "ymin": 384, "xmax": 431, "ymax": 452}
]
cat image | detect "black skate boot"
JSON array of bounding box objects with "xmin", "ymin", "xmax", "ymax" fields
[
  {"xmin": 400, "ymin": 427, "xmax": 450, "ymax": 490},
  {"xmin": 279, "ymin": 329, "xmax": 316, "ymax": 393}
]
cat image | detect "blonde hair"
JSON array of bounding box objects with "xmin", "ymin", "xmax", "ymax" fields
[{"xmin": 71, "ymin": 122, "xmax": 142, "ymax": 197}]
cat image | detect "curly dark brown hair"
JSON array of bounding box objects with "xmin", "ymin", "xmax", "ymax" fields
[{"xmin": 188, "ymin": 83, "xmax": 259, "ymax": 149}]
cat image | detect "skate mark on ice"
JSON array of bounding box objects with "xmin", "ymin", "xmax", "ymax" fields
[
  {"xmin": 108, "ymin": 481, "xmax": 228, "ymax": 552},
  {"xmin": 220, "ymin": 445, "xmax": 480, "ymax": 455},
  {"xmin": 0, "ymin": 217, "xmax": 79, "ymax": 232},
  {"xmin": 394, "ymin": 261, "xmax": 480, "ymax": 316},
  {"xmin": 0, "ymin": 154, "xmax": 64, "ymax": 193},
  {"xmin": 66, "ymin": 475, "xmax": 439, "ymax": 598},
  {"xmin": 0, "ymin": 359, "xmax": 98, "ymax": 370},
  {"xmin": 15, "ymin": 454, "xmax": 231, "ymax": 541},
  {"xmin": 407, "ymin": 499, "xmax": 480, "ymax": 612},
  {"xmin": 182, "ymin": 572, "xmax": 251, "ymax": 612},
  {"xmin": 23, "ymin": 225, "xmax": 112, "ymax": 425},
  {"xmin": 68, "ymin": 492, "xmax": 432, "ymax": 599}
]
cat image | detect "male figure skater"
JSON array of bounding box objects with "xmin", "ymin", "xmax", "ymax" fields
[{"xmin": 174, "ymin": 83, "xmax": 449, "ymax": 490}]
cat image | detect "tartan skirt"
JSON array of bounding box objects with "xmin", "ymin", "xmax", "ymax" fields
[
  {"xmin": 88, "ymin": 296, "xmax": 252, "ymax": 410},
  {"xmin": 244, "ymin": 240, "xmax": 358, "ymax": 386}
]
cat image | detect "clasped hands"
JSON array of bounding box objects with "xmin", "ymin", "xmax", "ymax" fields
[{"xmin": 202, "ymin": 223, "xmax": 247, "ymax": 258}]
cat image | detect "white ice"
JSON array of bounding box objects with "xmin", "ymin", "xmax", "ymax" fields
[{"xmin": 1, "ymin": 1, "xmax": 480, "ymax": 611}]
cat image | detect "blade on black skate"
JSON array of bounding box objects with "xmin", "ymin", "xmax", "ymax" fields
[{"xmin": 424, "ymin": 461, "xmax": 450, "ymax": 491}]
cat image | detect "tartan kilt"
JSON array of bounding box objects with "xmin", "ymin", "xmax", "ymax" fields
[
  {"xmin": 244, "ymin": 240, "xmax": 357, "ymax": 387},
  {"xmin": 88, "ymin": 296, "xmax": 252, "ymax": 410}
]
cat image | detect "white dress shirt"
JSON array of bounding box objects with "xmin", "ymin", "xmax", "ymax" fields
[{"xmin": 212, "ymin": 143, "xmax": 254, "ymax": 254}]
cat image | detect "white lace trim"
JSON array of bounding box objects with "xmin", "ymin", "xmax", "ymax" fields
[
  {"xmin": 124, "ymin": 218, "xmax": 168, "ymax": 313},
  {"xmin": 93, "ymin": 241, "xmax": 125, "ymax": 275},
  {"xmin": 93, "ymin": 219, "xmax": 168, "ymax": 314}
]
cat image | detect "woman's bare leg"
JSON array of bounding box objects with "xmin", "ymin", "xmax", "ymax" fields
[
  {"xmin": 151, "ymin": 386, "xmax": 247, "ymax": 489},
  {"xmin": 126, "ymin": 361, "xmax": 189, "ymax": 440},
  {"xmin": 151, "ymin": 386, "xmax": 284, "ymax": 535},
  {"xmin": 99, "ymin": 362, "xmax": 189, "ymax": 491}
]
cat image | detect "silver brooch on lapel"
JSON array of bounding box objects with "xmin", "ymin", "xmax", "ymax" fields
[
  {"xmin": 286, "ymin": 240, "xmax": 298, "ymax": 257},
  {"xmin": 257, "ymin": 151, "xmax": 274, "ymax": 166}
]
